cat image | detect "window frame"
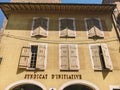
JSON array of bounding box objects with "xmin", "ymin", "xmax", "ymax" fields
[
  {"xmin": 89, "ymin": 43, "xmax": 113, "ymax": 70},
  {"xmin": 29, "ymin": 45, "xmax": 38, "ymax": 69},
  {"xmin": 110, "ymin": 86, "xmax": 120, "ymax": 90},
  {"xmin": 31, "ymin": 17, "xmax": 49, "ymax": 37},
  {"xmin": 84, "ymin": 18, "xmax": 104, "ymax": 38},
  {"xmin": 59, "ymin": 44, "xmax": 80, "ymax": 71},
  {"xmin": 59, "ymin": 18, "xmax": 76, "ymax": 37},
  {"xmin": 27, "ymin": 43, "xmax": 48, "ymax": 70}
]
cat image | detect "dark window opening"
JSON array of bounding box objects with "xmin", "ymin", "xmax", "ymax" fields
[
  {"xmin": 12, "ymin": 84, "xmax": 43, "ymax": 90},
  {"xmin": 99, "ymin": 46, "xmax": 106, "ymax": 69},
  {"xmin": 63, "ymin": 84, "xmax": 93, "ymax": 90},
  {"xmin": 30, "ymin": 45, "xmax": 38, "ymax": 68}
]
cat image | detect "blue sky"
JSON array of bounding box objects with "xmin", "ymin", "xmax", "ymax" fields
[
  {"xmin": 0, "ymin": 0, "xmax": 10, "ymax": 29},
  {"xmin": 0, "ymin": 0, "xmax": 102, "ymax": 29}
]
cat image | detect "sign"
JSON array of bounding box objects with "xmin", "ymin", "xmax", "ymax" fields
[{"xmin": 24, "ymin": 74, "xmax": 82, "ymax": 79}]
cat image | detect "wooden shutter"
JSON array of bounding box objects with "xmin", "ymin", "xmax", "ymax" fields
[
  {"xmin": 86, "ymin": 19, "xmax": 96, "ymax": 38},
  {"xmin": 88, "ymin": 27, "xmax": 96, "ymax": 38},
  {"xmin": 96, "ymin": 29, "xmax": 104, "ymax": 38},
  {"xmin": 60, "ymin": 28, "xmax": 68, "ymax": 37},
  {"xmin": 69, "ymin": 44, "xmax": 79, "ymax": 70},
  {"xmin": 67, "ymin": 19, "xmax": 75, "ymax": 37},
  {"xmin": 39, "ymin": 18, "xmax": 48, "ymax": 37},
  {"xmin": 60, "ymin": 19, "xmax": 67, "ymax": 37},
  {"xmin": 32, "ymin": 18, "xmax": 41, "ymax": 36},
  {"xmin": 91, "ymin": 45, "xmax": 102, "ymax": 70},
  {"xmin": 32, "ymin": 18, "xmax": 48, "ymax": 37},
  {"xmin": 93, "ymin": 19, "xmax": 104, "ymax": 38},
  {"xmin": 36, "ymin": 44, "xmax": 46, "ymax": 70},
  {"xmin": 60, "ymin": 44, "xmax": 69, "ymax": 70},
  {"xmin": 19, "ymin": 47, "xmax": 30, "ymax": 69},
  {"xmin": 101, "ymin": 44, "xmax": 112, "ymax": 70}
]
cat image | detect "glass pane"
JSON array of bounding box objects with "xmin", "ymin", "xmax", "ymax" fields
[{"xmin": 12, "ymin": 84, "xmax": 43, "ymax": 90}]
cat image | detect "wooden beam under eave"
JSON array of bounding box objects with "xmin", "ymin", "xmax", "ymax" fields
[
  {"xmin": 36, "ymin": 5, "xmax": 40, "ymax": 10},
  {"xmin": 9, "ymin": 4, "xmax": 16, "ymax": 11},
  {"xmin": 13, "ymin": 4, "xmax": 20, "ymax": 10}
]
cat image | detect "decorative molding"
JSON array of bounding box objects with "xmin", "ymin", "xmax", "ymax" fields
[
  {"xmin": 110, "ymin": 85, "xmax": 120, "ymax": 90},
  {"xmin": 59, "ymin": 80, "xmax": 99, "ymax": 90},
  {"xmin": 5, "ymin": 80, "xmax": 47, "ymax": 90}
]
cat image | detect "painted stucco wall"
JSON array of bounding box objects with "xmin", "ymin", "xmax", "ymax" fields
[{"xmin": 0, "ymin": 10, "xmax": 120, "ymax": 90}]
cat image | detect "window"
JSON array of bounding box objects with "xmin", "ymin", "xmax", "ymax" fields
[
  {"xmin": 30, "ymin": 45, "xmax": 38, "ymax": 68},
  {"xmin": 31, "ymin": 17, "xmax": 49, "ymax": 37},
  {"xmin": 89, "ymin": 44, "xmax": 113, "ymax": 70},
  {"xmin": 59, "ymin": 18, "xmax": 76, "ymax": 38},
  {"xmin": 19, "ymin": 43, "xmax": 47, "ymax": 70},
  {"xmin": 59, "ymin": 44, "xmax": 79, "ymax": 71},
  {"xmin": 85, "ymin": 18, "xmax": 104, "ymax": 38}
]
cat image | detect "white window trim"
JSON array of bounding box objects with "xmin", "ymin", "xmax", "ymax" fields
[
  {"xmin": 59, "ymin": 80, "xmax": 100, "ymax": 90},
  {"xmin": 59, "ymin": 18, "xmax": 76, "ymax": 37},
  {"xmin": 89, "ymin": 43, "xmax": 113, "ymax": 70},
  {"xmin": 110, "ymin": 86, "xmax": 120, "ymax": 90},
  {"xmin": 5, "ymin": 80, "xmax": 47, "ymax": 90},
  {"xmin": 84, "ymin": 18, "xmax": 104, "ymax": 37},
  {"xmin": 59, "ymin": 44, "xmax": 80, "ymax": 70},
  {"xmin": 31, "ymin": 17, "xmax": 49, "ymax": 36},
  {"xmin": 27, "ymin": 43, "xmax": 48, "ymax": 70}
]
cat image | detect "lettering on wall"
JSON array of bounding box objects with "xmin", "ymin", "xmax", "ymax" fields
[{"xmin": 24, "ymin": 74, "xmax": 82, "ymax": 79}]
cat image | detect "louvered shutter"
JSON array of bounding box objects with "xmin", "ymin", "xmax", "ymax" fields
[
  {"xmin": 19, "ymin": 47, "xmax": 30, "ymax": 69},
  {"xmin": 86, "ymin": 19, "xmax": 96, "ymax": 38},
  {"xmin": 67, "ymin": 19, "xmax": 75, "ymax": 37},
  {"xmin": 39, "ymin": 18, "xmax": 48, "ymax": 37},
  {"xmin": 91, "ymin": 45, "xmax": 102, "ymax": 70},
  {"xmin": 32, "ymin": 18, "xmax": 48, "ymax": 37},
  {"xmin": 60, "ymin": 28, "xmax": 68, "ymax": 37},
  {"xmin": 36, "ymin": 44, "xmax": 46, "ymax": 70},
  {"xmin": 93, "ymin": 19, "xmax": 104, "ymax": 38},
  {"xmin": 96, "ymin": 29, "xmax": 104, "ymax": 38},
  {"xmin": 60, "ymin": 19, "xmax": 67, "ymax": 37},
  {"xmin": 69, "ymin": 44, "xmax": 79, "ymax": 70},
  {"xmin": 101, "ymin": 44, "xmax": 112, "ymax": 70},
  {"xmin": 32, "ymin": 18, "xmax": 41, "ymax": 36},
  {"xmin": 60, "ymin": 44, "xmax": 69, "ymax": 70},
  {"xmin": 88, "ymin": 27, "xmax": 96, "ymax": 38}
]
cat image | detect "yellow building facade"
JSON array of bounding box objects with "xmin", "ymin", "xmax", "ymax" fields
[{"xmin": 0, "ymin": 1, "xmax": 120, "ymax": 90}]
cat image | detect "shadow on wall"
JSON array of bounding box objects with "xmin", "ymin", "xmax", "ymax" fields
[{"xmin": 5, "ymin": 16, "xmax": 113, "ymax": 32}]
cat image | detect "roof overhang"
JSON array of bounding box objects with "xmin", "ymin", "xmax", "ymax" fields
[{"xmin": 0, "ymin": 3, "xmax": 116, "ymax": 19}]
